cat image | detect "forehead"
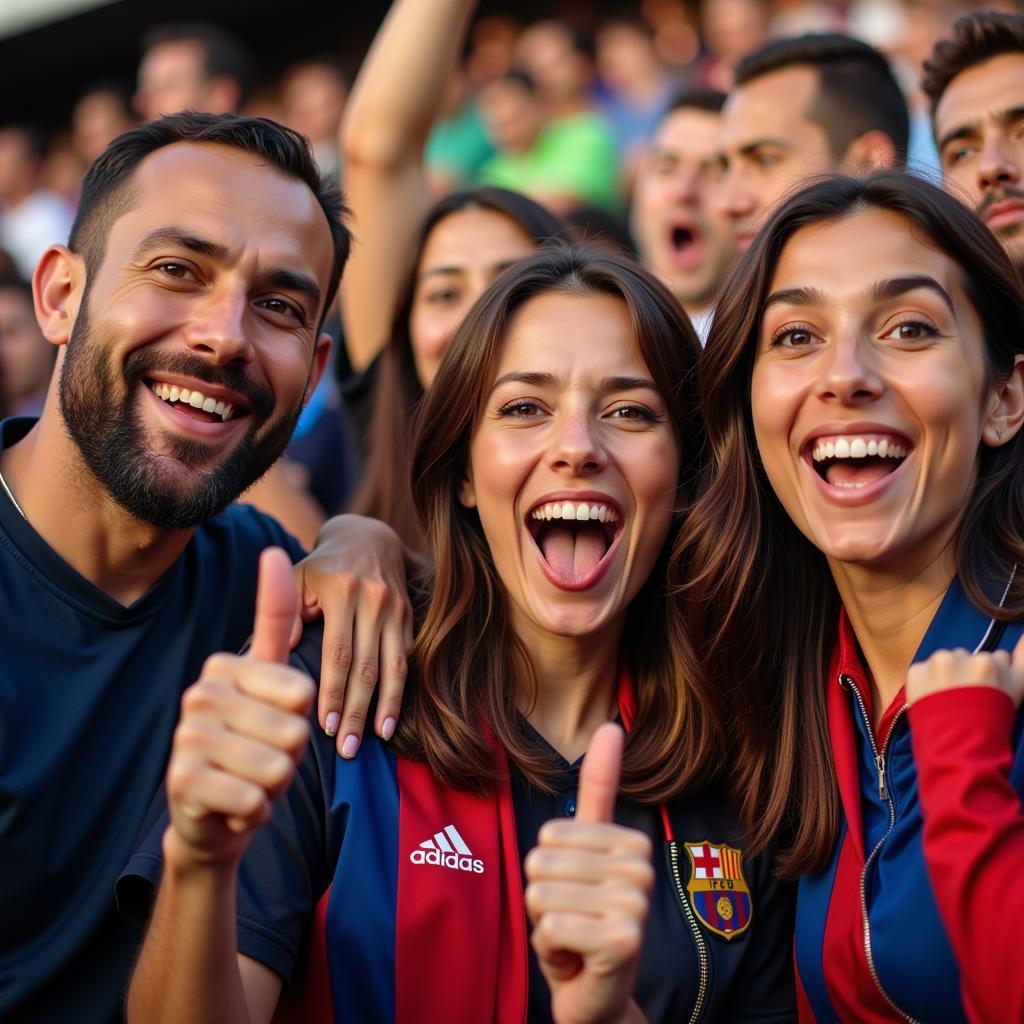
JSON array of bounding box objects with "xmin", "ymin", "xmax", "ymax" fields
[
  {"xmin": 769, "ymin": 208, "xmax": 962, "ymax": 296},
  {"xmin": 653, "ymin": 108, "xmax": 721, "ymax": 159},
  {"xmin": 419, "ymin": 207, "xmax": 534, "ymax": 271},
  {"xmin": 139, "ymin": 39, "xmax": 207, "ymax": 81},
  {"xmin": 720, "ymin": 65, "xmax": 820, "ymax": 149},
  {"xmin": 100, "ymin": 142, "xmax": 335, "ymax": 297},
  {"xmin": 496, "ymin": 290, "xmax": 645, "ymax": 373},
  {"xmin": 934, "ymin": 52, "xmax": 1024, "ymax": 136}
]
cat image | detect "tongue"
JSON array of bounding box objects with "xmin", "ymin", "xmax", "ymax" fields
[
  {"xmin": 540, "ymin": 524, "xmax": 608, "ymax": 583},
  {"xmin": 826, "ymin": 458, "xmax": 897, "ymax": 488}
]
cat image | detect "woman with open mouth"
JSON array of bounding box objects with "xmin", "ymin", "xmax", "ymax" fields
[
  {"xmin": 687, "ymin": 170, "xmax": 1024, "ymax": 1023},
  {"xmin": 124, "ymin": 246, "xmax": 795, "ymax": 1024}
]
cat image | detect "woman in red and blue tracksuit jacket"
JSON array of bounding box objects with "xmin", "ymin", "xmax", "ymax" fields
[{"xmin": 686, "ymin": 169, "xmax": 1024, "ymax": 1024}]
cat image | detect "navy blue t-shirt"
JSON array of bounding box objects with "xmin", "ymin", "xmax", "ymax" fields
[{"xmin": 0, "ymin": 418, "xmax": 304, "ymax": 1023}]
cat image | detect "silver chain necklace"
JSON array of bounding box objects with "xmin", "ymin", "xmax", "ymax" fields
[{"xmin": 0, "ymin": 463, "xmax": 26, "ymax": 519}]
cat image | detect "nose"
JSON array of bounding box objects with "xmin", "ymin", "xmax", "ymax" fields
[
  {"xmin": 977, "ymin": 132, "xmax": 1021, "ymax": 192},
  {"xmin": 546, "ymin": 409, "xmax": 607, "ymax": 476},
  {"xmin": 817, "ymin": 330, "xmax": 883, "ymax": 404},
  {"xmin": 184, "ymin": 288, "xmax": 252, "ymax": 366},
  {"xmin": 715, "ymin": 166, "xmax": 756, "ymax": 220}
]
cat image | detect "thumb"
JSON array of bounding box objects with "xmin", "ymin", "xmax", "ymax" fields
[
  {"xmin": 575, "ymin": 722, "xmax": 623, "ymax": 823},
  {"xmin": 249, "ymin": 547, "xmax": 299, "ymax": 664}
]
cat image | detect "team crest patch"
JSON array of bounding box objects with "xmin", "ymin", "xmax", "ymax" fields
[{"xmin": 683, "ymin": 841, "xmax": 752, "ymax": 941}]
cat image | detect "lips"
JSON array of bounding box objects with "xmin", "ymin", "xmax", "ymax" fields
[
  {"xmin": 983, "ymin": 199, "xmax": 1024, "ymax": 231},
  {"xmin": 801, "ymin": 428, "xmax": 914, "ymax": 501},
  {"xmin": 666, "ymin": 220, "xmax": 706, "ymax": 271}
]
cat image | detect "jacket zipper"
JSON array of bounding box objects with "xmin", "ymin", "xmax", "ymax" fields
[
  {"xmin": 667, "ymin": 840, "xmax": 710, "ymax": 1024},
  {"xmin": 841, "ymin": 673, "xmax": 920, "ymax": 1024}
]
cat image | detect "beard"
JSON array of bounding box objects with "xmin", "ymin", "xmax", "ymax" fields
[{"xmin": 58, "ymin": 299, "xmax": 305, "ymax": 530}]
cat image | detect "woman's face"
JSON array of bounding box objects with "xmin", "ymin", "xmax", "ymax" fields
[
  {"xmin": 461, "ymin": 290, "xmax": 679, "ymax": 642},
  {"xmin": 751, "ymin": 206, "xmax": 1009, "ymax": 572},
  {"xmin": 409, "ymin": 208, "xmax": 537, "ymax": 388}
]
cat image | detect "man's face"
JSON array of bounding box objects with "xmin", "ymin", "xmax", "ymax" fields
[
  {"xmin": 135, "ymin": 41, "xmax": 214, "ymax": 122},
  {"xmin": 58, "ymin": 142, "xmax": 333, "ymax": 530},
  {"xmin": 714, "ymin": 65, "xmax": 837, "ymax": 252},
  {"xmin": 631, "ymin": 107, "xmax": 738, "ymax": 311},
  {"xmin": 934, "ymin": 52, "xmax": 1024, "ymax": 271}
]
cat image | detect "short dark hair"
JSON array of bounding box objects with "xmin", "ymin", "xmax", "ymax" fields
[
  {"xmin": 69, "ymin": 111, "xmax": 350, "ymax": 318},
  {"xmin": 0, "ymin": 273, "xmax": 33, "ymax": 302},
  {"xmin": 922, "ymin": 12, "xmax": 1024, "ymax": 116},
  {"xmin": 664, "ymin": 87, "xmax": 727, "ymax": 118},
  {"xmin": 141, "ymin": 21, "xmax": 255, "ymax": 109},
  {"xmin": 735, "ymin": 33, "xmax": 909, "ymax": 164}
]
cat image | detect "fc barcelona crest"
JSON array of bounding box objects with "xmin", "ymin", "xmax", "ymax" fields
[{"xmin": 683, "ymin": 841, "xmax": 752, "ymax": 941}]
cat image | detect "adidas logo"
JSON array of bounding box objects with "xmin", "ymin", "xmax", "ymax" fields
[{"xmin": 409, "ymin": 824, "xmax": 485, "ymax": 874}]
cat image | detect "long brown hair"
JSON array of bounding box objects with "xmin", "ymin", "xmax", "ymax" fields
[
  {"xmin": 393, "ymin": 244, "xmax": 717, "ymax": 802},
  {"xmin": 350, "ymin": 188, "xmax": 564, "ymax": 552},
  {"xmin": 680, "ymin": 171, "xmax": 1024, "ymax": 875}
]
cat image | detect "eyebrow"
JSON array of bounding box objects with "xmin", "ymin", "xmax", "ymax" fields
[
  {"xmin": 488, "ymin": 371, "xmax": 660, "ymax": 394},
  {"xmin": 739, "ymin": 137, "xmax": 795, "ymax": 156},
  {"xmin": 130, "ymin": 227, "xmax": 322, "ymax": 316},
  {"xmin": 937, "ymin": 105, "xmax": 1024, "ymax": 153},
  {"xmin": 419, "ymin": 258, "xmax": 524, "ymax": 282},
  {"xmin": 762, "ymin": 275, "xmax": 955, "ymax": 315}
]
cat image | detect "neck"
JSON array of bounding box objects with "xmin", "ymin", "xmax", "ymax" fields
[
  {"xmin": 514, "ymin": 615, "xmax": 622, "ymax": 764},
  {"xmin": 2, "ymin": 395, "xmax": 195, "ymax": 606},
  {"xmin": 829, "ymin": 537, "xmax": 956, "ymax": 724}
]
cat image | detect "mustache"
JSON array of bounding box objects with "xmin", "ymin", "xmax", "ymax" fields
[
  {"xmin": 123, "ymin": 349, "xmax": 275, "ymax": 419},
  {"xmin": 976, "ymin": 186, "xmax": 1024, "ymax": 219}
]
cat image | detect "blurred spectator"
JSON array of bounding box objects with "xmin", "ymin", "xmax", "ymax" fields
[
  {"xmin": 424, "ymin": 71, "xmax": 496, "ymax": 195},
  {"xmin": 40, "ymin": 135, "xmax": 84, "ymax": 208},
  {"xmin": 72, "ymin": 82, "xmax": 137, "ymax": 165},
  {"xmin": 280, "ymin": 56, "xmax": 348, "ymax": 180},
  {"xmin": 135, "ymin": 22, "xmax": 254, "ymax": 121},
  {"xmin": 0, "ymin": 126, "xmax": 74, "ymax": 279},
  {"xmin": 514, "ymin": 20, "xmax": 599, "ymax": 118},
  {"xmin": 597, "ymin": 18, "xmax": 678, "ymax": 171},
  {"xmin": 0, "ymin": 275, "xmax": 54, "ymax": 418},
  {"xmin": 630, "ymin": 89, "xmax": 735, "ymax": 342},
  {"xmin": 698, "ymin": 0, "xmax": 771, "ymax": 90},
  {"xmin": 714, "ymin": 34, "xmax": 909, "ymax": 253},
  {"xmin": 477, "ymin": 69, "xmax": 621, "ymax": 213}
]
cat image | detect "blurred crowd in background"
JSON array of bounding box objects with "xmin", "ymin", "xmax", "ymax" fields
[{"xmin": 0, "ymin": 0, "xmax": 1011, "ymax": 544}]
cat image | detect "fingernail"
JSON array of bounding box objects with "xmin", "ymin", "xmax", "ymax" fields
[
  {"xmin": 380, "ymin": 717, "xmax": 396, "ymax": 741},
  {"xmin": 324, "ymin": 712, "xmax": 340, "ymax": 737},
  {"xmin": 341, "ymin": 734, "xmax": 359, "ymax": 758}
]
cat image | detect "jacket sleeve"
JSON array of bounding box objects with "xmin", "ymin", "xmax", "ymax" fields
[{"xmin": 909, "ymin": 686, "xmax": 1024, "ymax": 1024}]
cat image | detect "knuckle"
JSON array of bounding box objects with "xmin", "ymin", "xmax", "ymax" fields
[
  {"xmin": 343, "ymin": 704, "xmax": 368, "ymax": 730},
  {"xmin": 356, "ymin": 661, "xmax": 379, "ymax": 688},
  {"xmin": 388, "ymin": 653, "xmax": 409, "ymax": 681},
  {"xmin": 327, "ymin": 640, "xmax": 353, "ymax": 670},
  {"xmin": 363, "ymin": 579, "xmax": 390, "ymax": 609},
  {"xmin": 201, "ymin": 652, "xmax": 237, "ymax": 678}
]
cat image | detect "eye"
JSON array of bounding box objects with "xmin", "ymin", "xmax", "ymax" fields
[
  {"xmin": 753, "ymin": 150, "xmax": 782, "ymax": 169},
  {"xmin": 259, "ymin": 296, "xmax": 304, "ymax": 322},
  {"xmin": 943, "ymin": 143, "xmax": 974, "ymax": 167},
  {"xmin": 769, "ymin": 323, "xmax": 818, "ymax": 348},
  {"xmin": 881, "ymin": 318, "xmax": 939, "ymax": 343},
  {"xmin": 607, "ymin": 403, "xmax": 658, "ymax": 423},
  {"xmin": 157, "ymin": 261, "xmax": 197, "ymax": 281},
  {"xmin": 425, "ymin": 287, "xmax": 460, "ymax": 305},
  {"xmin": 497, "ymin": 398, "xmax": 545, "ymax": 418}
]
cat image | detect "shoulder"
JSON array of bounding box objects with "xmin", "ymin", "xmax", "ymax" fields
[{"xmin": 194, "ymin": 504, "xmax": 306, "ymax": 563}]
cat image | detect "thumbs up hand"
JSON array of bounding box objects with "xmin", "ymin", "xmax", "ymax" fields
[
  {"xmin": 524, "ymin": 724, "xmax": 654, "ymax": 1024},
  {"xmin": 164, "ymin": 548, "xmax": 316, "ymax": 869}
]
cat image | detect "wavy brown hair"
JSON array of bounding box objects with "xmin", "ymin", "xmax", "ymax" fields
[
  {"xmin": 679, "ymin": 171, "xmax": 1024, "ymax": 875},
  {"xmin": 392, "ymin": 244, "xmax": 716, "ymax": 801},
  {"xmin": 350, "ymin": 188, "xmax": 564, "ymax": 552}
]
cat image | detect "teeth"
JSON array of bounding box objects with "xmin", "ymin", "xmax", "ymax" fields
[
  {"xmin": 149, "ymin": 381, "xmax": 237, "ymax": 422},
  {"xmin": 811, "ymin": 436, "xmax": 908, "ymax": 462},
  {"xmin": 530, "ymin": 500, "xmax": 619, "ymax": 524}
]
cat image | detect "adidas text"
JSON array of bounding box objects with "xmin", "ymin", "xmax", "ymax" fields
[{"xmin": 409, "ymin": 849, "xmax": 485, "ymax": 874}]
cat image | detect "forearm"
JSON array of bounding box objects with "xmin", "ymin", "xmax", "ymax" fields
[
  {"xmin": 127, "ymin": 832, "xmax": 251, "ymax": 1024},
  {"xmin": 910, "ymin": 687, "xmax": 1024, "ymax": 1023},
  {"xmin": 341, "ymin": 0, "xmax": 477, "ymax": 168}
]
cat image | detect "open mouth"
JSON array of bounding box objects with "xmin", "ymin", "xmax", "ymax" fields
[
  {"xmin": 667, "ymin": 221, "xmax": 705, "ymax": 269},
  {"xmin": 147, "ymin": 379, "xmax": 241, "ymax": 424},
  {"xmin": 808, "ymin": 434, "xmax": 910, "ymax": 490},
  {"xmin": 526, "ymin": 499, "xmax": 622, "ymax": 588}
]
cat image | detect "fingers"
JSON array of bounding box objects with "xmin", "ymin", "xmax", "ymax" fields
[
  {"xmin": 575, "ymin": 723, "xmax": 624, "ymax": 824},
  {"xmin": 314, "ymin": 579, "xmax": 357, "ymax": 741},
  {"xmin": 907, "ymin": 645, "xmax": 1024, "ymax": 708},
  {"xmin": 249, "ymin": 548, "xmax": 300, "ymax": 664}
]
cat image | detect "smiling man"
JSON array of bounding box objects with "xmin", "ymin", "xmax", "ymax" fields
[
  {"xmin": 0, "ymin": 113, "xmax": 393, "ymax": 1024},
  {"xmin": 923, "ymin": 13, "xmax": 1024, "ymax": 275},
  {"xmin": 714, "ymin": 34, "xmax": 909, "ymax": 254},
  {"xmin": 630, "ymin": 89, "xmax": 736, "ymax": 343}
]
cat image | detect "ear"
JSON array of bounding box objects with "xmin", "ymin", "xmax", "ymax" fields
[
  {"xmin": 32, "ymin": 245, "xmax": 85, "ymax": 348},
  {"xmin": 458, "ymin": 469, "xmax": 476, "ymax": 508},
  {"xmin": 842, "ymin": 130, "xmax": 897, "ymax": 174},
  {"xmin": 982, "ymin": 354, "xmax": 1024, "ymax": 448},
  {"xmin": 304, "ymin": 332, "xmax": 332, "ymax": 404}
]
